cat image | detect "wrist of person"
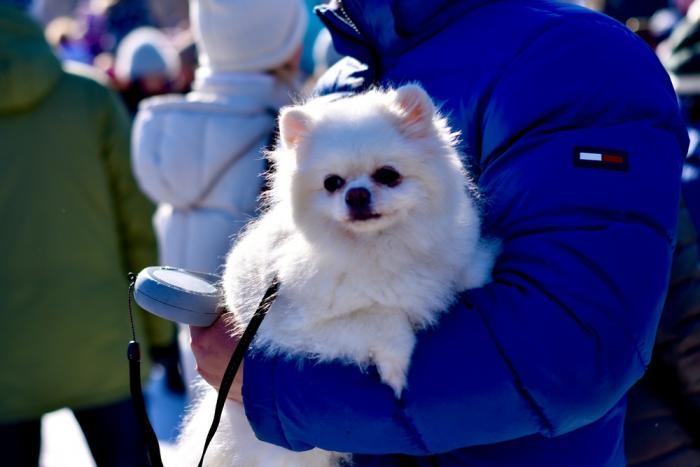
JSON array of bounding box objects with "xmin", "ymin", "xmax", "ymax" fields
[{"xmin": 190, "ymin": 320, "xmax": 244, "ymax": 402}]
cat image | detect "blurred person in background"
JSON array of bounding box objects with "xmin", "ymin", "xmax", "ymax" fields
[
  {"xmin": 101, "ymin": 0, "xmax": 154, "ymax": 51},
  {"xmin": 172, "ymin": 28, "xmax": 198, "ymax": 94},
  {"xmin": 559, "ymin": 0, "xmax": 604, "ymax": 10},
  {"xmin": 623, "ymin": 8, "xmax": 700, "ymax": 465},
  {"xmin": 131, "ymin": 0, "xmax": 307, "ymax": 398},
  {"xmin": 44, "ymin": 15, "xmax": 93, "ymax": 65},
  {"xmin": 147, "ymin": 0, "xmax": 189, "ymax": 29},
  {"xmin": 0, "ymin": 0, "xmax": 175, "ymax": 465},
  {"xmin": 115, "ymin": 26, "xmax": 188, "ymax": 394},
  {"xmin": 62, "ymin": 0, "xmax": 156, "ymax": 62},
  {"xmin": 302, "ymin": 26, "xmax": 343, "ymax": 94},
  {"xmin": 68, "ymin": 3, "xmax": 112, "ymax": 61},
  {"xmin": 31, "ymin": 0, "xmax": 79, "ymax": 25},
  {"xmin": 603, "ymin": 0, "xmax": 670, "ymax": 22},
  {"xmin": 300, "ymin": 0, "xmax": 327, "ymax": 76},
  {"xmin": 114, "ymin": 26, "xmax": 182, "ymax": 115},
  {"xmin": 599, "ymin": 0, "xmax": 696, "ymax": 48},
  {"xmin": 659, "ymin": 0, "xmax": 700, "ymax": 75},
  {"xmin": 624, "ymin": 207, "xmax": 700, "ymax": 465},
  {"xmin": 674, "ymin": 0, "xmax": 697, "ymax": 16}
]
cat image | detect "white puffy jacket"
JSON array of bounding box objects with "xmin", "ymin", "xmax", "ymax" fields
[{"xmin": 132, "ymin": 72, "xmax": 292, "ymax": 273}]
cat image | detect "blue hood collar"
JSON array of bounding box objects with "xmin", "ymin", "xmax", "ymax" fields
[{"xmin": 316, "ymin": 0, "xmax": 491, "ymax": 67}]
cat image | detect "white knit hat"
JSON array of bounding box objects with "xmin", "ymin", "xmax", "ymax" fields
[{"xmin": 191, "ymin": 0, "xmax": 308, "ymax": 73}]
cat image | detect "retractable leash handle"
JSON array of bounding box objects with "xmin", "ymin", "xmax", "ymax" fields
[
  {"xmin": 126, "ymin": 268, "xmax": 280, "ymax": 467},
  {"xmin": 133, "ymin": 267, "xmax": 223, "ymax": 326}
]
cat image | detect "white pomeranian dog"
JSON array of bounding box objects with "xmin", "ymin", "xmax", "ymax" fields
[{"xmin": 176, "ymin": 84, "xmax": 497, "ymax": 467}]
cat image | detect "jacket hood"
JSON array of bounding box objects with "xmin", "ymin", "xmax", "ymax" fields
[
  {"xmin": 133, "ymin": 72, "xmax": 288, "ymax": 209},
  {"xmin": 316, "ymin": 0, "xmax": 490, "ymax": 66},
  {"xmin": 0, "ymin": 6, "xmax": 62, "ymax": 113}
]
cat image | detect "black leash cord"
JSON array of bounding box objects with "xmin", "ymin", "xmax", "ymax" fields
[
  {"xmin": 127, "ymin": 272, "xmax": 164, "ymax": 467},
  {"xmin": 198, "ymin": 277, "xmax": 280, "ymax": 467},
  {"xmin": 126, "ymin": 272, "xmax": 280, "ymax": 467}
]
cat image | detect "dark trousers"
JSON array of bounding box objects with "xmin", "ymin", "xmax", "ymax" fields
[{"xmin": 0, "ymin": 397, "xmax": 150, "ymax": 467}]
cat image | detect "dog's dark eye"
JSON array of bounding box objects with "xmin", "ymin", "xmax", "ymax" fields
[
  {"xmin": 324, "ymin": 174, "xmax": 345, "ymax": 193},
  {"xmin": 372, "ymin": 166, "xmax": 402, "ymax": 187}
]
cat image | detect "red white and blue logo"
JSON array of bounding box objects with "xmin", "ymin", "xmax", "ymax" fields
[{"xmin": 573, "ymin": 147, "xmax": 628, "ymax": 171}]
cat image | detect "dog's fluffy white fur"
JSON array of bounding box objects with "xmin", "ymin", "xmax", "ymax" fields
[{"xmin": 176, "ymin": 85, "xmax": 497, "ymax": 467}]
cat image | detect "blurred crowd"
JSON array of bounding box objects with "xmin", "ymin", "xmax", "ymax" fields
[
  {"xmin": 5, "ymin": 0, "xmax": 700, "ymax": 465},
  {"xmin": 27, "ymin": 0, "xmax": 700, "ymax": 140},
  {"xmin": 31, "ymin": 0, "xmax": 335, "ymax": 114},
  {"xmin": 33, "ymin": 0, "xmax": 700, "ymax": 125},
  {"xmin": 563, "ymin": 0, "xmax": 694, "ymax": 45}
]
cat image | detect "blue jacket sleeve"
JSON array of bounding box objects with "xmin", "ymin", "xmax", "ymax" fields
[{"xmin": 242, "ymin": 16, "xmax": 688, "ymax": 455}]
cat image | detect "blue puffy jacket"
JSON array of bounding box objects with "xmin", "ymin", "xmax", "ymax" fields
[{"xmin": 241, "ymin": 1, "xmax": 689, "ymax": 465}]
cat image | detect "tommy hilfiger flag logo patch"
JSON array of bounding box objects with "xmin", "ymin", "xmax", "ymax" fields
[{"xmin": 573, "ymin": 147, "xmax": 628, "ymax": 171}]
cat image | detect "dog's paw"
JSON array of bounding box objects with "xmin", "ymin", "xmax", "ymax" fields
[{"xmin": 375, "ymin": 354, "xmax": 408, "ymax": 398}]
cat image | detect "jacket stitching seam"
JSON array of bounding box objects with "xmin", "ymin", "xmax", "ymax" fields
[
  {"xmin": 271, "ymin": 358, "xmax": 294, "ymax": 450},
  {"xmin": 395, "ymin": 400, "xmax": 431, "ymax": 454},
  {"xmin": 467, "ymin": 296, "xmax": 556, "ymax": 435}
]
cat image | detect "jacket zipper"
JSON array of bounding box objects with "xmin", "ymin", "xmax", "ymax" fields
[
  {"xmin": 335, "ymin": 0, "xmax": 362, "ymax": 37},
  {"xmin": 324, "ymin": 0, "xmax": 379, "ymax": 85}
]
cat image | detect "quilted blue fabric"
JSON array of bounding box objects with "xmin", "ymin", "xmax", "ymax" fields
[{"xmin": 242, "ymin": 1, "xmax": 689, "ymax": 465}]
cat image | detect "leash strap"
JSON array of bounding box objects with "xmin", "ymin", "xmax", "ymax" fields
[
  {"xmin": 128, "ymin": 341, "xmax": 165, "ymax": 467},
  {"xmin": 127, "ymin": 273, "xmax": 164, "ymax": 467},
  {"xmin": 198, "ymin": 277, "xmax": 280, "ymax": 466}
]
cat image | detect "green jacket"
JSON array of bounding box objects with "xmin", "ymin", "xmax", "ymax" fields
[{"xmin": 0, "ymin": 6, "xmax": 173, "ymax": 423}]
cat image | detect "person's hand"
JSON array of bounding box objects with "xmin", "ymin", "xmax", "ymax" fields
[{"xmin": 190, "ymin": 318, "xmax": 244, "ymax": 403}]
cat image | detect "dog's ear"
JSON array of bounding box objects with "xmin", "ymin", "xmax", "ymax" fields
[
  {"xmin": 392, "ymin": 84, "xmax": 435, "ymax": 139},
  {"xmin": 279, "ymin": 107, "xmax": 312, "ymax": 149}
]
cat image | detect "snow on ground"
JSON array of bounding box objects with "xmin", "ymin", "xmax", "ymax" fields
[{"xmin": 40, "ymin": 366, "xmax": 188, "ymax": 467}]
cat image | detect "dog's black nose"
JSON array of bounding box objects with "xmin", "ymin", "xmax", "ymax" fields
[{"xmin": 345, "ymin": 187, "xmax": 371, "ymax": 209}]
